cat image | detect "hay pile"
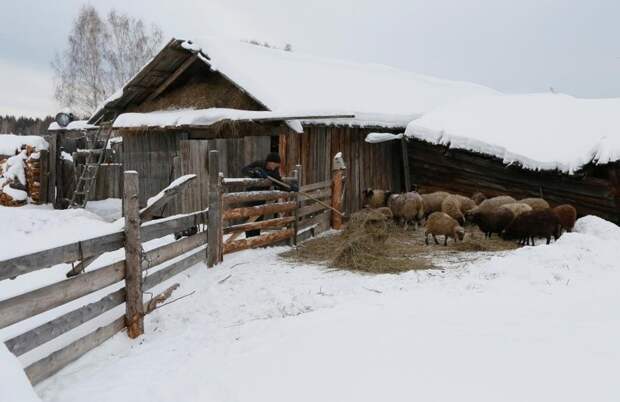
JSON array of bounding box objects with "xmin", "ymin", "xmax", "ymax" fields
[{"xmin": 282, "ymin": 209, "xmax": 433, "ymax": 273}]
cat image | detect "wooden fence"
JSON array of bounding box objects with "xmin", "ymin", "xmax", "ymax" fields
[
  {"xmin": 0, "ymin": 171, "xmax": 208, "ymax": 385},
  {"xmin": 0, "ymin": 151, "xmax": 346, "ymax": 384}
]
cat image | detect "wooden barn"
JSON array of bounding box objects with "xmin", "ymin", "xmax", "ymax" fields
[
  {"xmin": 88, "ymin": 36, "xmax": 495, "ymax": 215},
  {"xmin": 369, "ymin": 93, "xmax": 620, "ymax": 223}
]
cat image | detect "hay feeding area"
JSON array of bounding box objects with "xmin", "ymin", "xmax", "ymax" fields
[{"xmin": 280, "ymin": 209, "xmax": 519, "ymax": 274}]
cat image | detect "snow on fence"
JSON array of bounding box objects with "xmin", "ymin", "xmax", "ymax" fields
[{"xmin": 0, "ymin": 151, "xmax": 346, "ymax": 385}]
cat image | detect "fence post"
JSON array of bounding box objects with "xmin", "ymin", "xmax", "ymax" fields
[
  {"xmin": 207, "ymin": 150, "xmax": 223, "ymax": 267},
  {"xmin": 331, "ymin": 154, "xmax": 346, "ymax": 230},
  {"xmin": 291, "ymin": 164, "xmax": 302, "ymax": 245},
  {"xmin": 123, "ymin": 171, "xmax": 144, "ymax": 339}
]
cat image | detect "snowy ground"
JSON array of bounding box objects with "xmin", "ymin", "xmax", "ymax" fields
[{"xmin": 1, "ymin": 204, "xmax": 619, "ymax": 402}]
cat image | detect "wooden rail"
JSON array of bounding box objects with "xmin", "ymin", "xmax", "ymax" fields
[{"xmin": 1, "ymin": 171, "xmax": 210, "ymax": 386}]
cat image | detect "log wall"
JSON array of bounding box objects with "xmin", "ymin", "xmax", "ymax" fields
[{"xmin": 407, "ymin": 138, "xmax": 620, "ymax": 223}]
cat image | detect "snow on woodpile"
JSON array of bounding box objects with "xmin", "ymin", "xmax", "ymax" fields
[
  {"xmin": 48, "ymin": 120, "xmax": 98, "ymax": 131},
  {"xmin": 188, "ymin": 36, "xmax": 498, "ymax": 128},
  {"xmin": 405, "ymin": 93, "xmax": 620, "ymax": 173},
  {"xmin": 0, "ymin": 134, "xmax": 48, "ymax": 156},
  {"xmin": 113, "ymin": 108, "xmax": 307, "ymax": 133}
]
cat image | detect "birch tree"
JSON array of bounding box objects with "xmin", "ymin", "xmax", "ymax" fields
[{"xmin": 52, "ymin": 5, "xmax": 163, "ymax": 116}]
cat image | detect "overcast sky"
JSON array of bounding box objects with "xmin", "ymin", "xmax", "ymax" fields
[{"xmin": 1, "ymin": 0, "xmax": 619, "ymax": 118}]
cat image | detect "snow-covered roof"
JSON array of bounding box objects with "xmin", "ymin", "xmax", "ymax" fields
[
  {"xmin": 48, "ymin": 120, "xmax": 98, "ymax": 131},
  {"xmin": 404, "ymin": 93, "xmax": 620, "ymax": 173},
  {"xmin": 0, "ymin": 134, "xmax": 49, "ymax": 156},
  {"xmin": 112, "ymin": 108, "xmax": 359, "ymax": 133},
  {"xmin": 92, "ymin": 36, "xmax": 498, "ymax": 128}
]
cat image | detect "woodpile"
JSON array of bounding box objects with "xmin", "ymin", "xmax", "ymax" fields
[{"xmin": 0, "ymin": 145, "xmax": 44, "ymax": 207}]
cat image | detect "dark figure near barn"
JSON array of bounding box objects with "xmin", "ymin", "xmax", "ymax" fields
[{"xmin": 241, "ymin": 153, "xmax": 297, "ymax": 237}]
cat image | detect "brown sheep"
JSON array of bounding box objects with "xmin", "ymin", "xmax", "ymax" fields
[
  {"xmin": 389, "ymin": 192, "xmax": 424, "ymax": 230},
  {"xmin": 472, "ymin": 192, "xmax": 487, "ymax": 205},
  {"xmin": 362, "ymin": 189, "xmax": 392, "ymax": 209},
  {"xmin": 468, "ymin": 207, "xmax": 515, "ymax": 238},
  {"xmin": 502, "ymin": 208, "xmax": 561, "ymax": 245},
  {"xmin": 520, "ymin": 197, "xmax": 550, "ymax": 211},
  {"xmin": 552, "ymin": 204, "xmax": 577, "ymax": 233},
  {"xmin": 424, "ymin": 212, "xmax": 465, "ymax": 246},
  {"xmin": 465, "ymin": 195, "xmax": 517, "ymax": 221},
  {"xmin": 499, "ymin": 202, "xmax": 532, "ymax": 218},
  {"xmin": 421, "ymin": 191, "xmax": 450, "ymax": 216},
  {"xmin": 441, "ymin": 195, "xmax": 466, "ymax": 224},
  {"xmin": 455, "ymin": 195, "xmax": 477, "ymax": 213}
]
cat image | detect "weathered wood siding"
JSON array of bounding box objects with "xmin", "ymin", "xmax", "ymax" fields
[
  {"xmin": 281, "ymin": 126, "xmax": 401, "ymax": 215},
  {"xmin": 123, "ymin": 130, "xmax": 270, "ymax": 214},
  {"xmin": 407, "ymin": 138, "xmax": 620, "ymax": 223}
]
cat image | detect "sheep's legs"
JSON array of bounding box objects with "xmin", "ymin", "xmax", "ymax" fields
[
  {"xmin": 433, "ymin": 235, "xmax": 439, "ymax": 245},
  {"xmin": 444, "ymin": 236, "xmax": 448, "ymax": 246},
  {"xmin": 425, "ymin": 233, "xmax": 429, "ymax": 245}
]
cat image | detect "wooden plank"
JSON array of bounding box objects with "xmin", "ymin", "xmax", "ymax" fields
[
  {"xmin": 146, "ymin": 53, "xmax": 198, "ymax": 102},
  {"xmin": 48, "ymin": 133, "xmax": 57, "ymax": 205},
  {"xmin": 401, "ymin": 137, "xmax": 411, "ymax": 192},
  {"xmin": 222, "ymin": 177, "xmax": 297, "ymax": 188},
  {"xmin": 223, "ymin": 228, "xmax": 294, "ymax": 254},
  {"xmin": 299, "ymin": 188, "xmax": 331, "ymax": 203},
  {"xmin": 39, "ymin": 149, "xmax": 49, "ymax": 204},
  {"xmin": 223, "ymin": 216, "xmax": 295, "ymax": 235},
  {"xmin": 139, "ymin": 175, "xmax": 197, "ymax": 221},
  {"xmin": 298, "ymin": 202, "xmax": 328, "ymax": 218},
  {"xmin": 331, "ymin": 168, "xmax": 345, "ymax": 229},
  {"xmin": 144, "ymin": 231, "xmax": 207, "ymax": 267},
  {"xmin": 123, "ymin": 171, "xmax": 144, "ymax": 339},
  {"xmin": 223, "ymin": 201, "xmax": 297, "ymax": 220},
  {"xmin": 223, "ymin": 190, "xmax": 292, "ymax": 205},
  {"xmin": 141, "ymin": 209, "xmax": 207, "ymax": 242},
  {"xmin": 0, "ymin": 262, "xmax": 125, "ymax": 330},
  {"xmin": 25, "ymin": 316, "xmax": 126, "ymax": 385},
  {"xmin": 299, "ymin": 179, "xmax": 332, "ymax": 193},
  {"xmin": 5, "ymin": 288, "xmax": 125, "ymax": 357},
  {"xmin": 207, "ymin": 150, "xmax": 223, "ymax": 267}
]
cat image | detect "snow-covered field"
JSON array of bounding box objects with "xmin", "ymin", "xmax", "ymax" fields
[{"xmin": 1, "ymin": 205, "xmax": 619, "ymax": 402}]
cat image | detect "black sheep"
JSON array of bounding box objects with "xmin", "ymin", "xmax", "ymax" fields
[
  {"xmin": 468, "ymin": 208, "xmax": 514, "ymax": 238},
  {"xmin": 502, "ymin": 209, "xmax": 561, "ymax": 245}
]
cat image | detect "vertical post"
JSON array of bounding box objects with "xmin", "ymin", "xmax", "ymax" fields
[
  {"xmin": 400, "ymin": 136, "xmax": 411, "ymax": 192},
  {"xmin": 123, "ymin": 171, "xmax": 144, "ymax": 339},
  {"xmin": 207, "ymin": 150, "xmax": 223, "ymax": 267},
  {"xmin": 49, "ymin": 132, "xmax": 58, "ymax": 207},
  {"xmin": 292, "ymin": 164, "xmax": 302, "ymax": 245},
  {"xmin": 39, "ymin": 149, "xmax": 49, "ymax": 204},
  {"xmin": 331, "ymin": 154, "xmax": 346, "ymax": 230}
]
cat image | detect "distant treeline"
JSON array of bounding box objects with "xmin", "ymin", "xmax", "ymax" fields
[{"xmin": 1, "ymin": 115, "xmax": 54, "ymax": 135}]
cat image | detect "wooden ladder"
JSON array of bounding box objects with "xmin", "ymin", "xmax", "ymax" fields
[{"xmin": 69, "ymin": 126, "xmax": 113, "ymax": 209}]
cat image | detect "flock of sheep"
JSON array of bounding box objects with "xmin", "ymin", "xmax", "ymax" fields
[{"xmin": 362, "ymin": 189, "xmax": 577, "ymax": 246}]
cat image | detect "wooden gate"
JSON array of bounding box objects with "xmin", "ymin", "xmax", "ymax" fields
[{"xmin": 206, "ymin": 150, "xmax": 346, "ymax": 267}]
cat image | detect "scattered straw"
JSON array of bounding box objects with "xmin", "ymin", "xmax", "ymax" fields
[{"xmin": 281, "ymin": 210, "xmax": 519, "ymax": 274}]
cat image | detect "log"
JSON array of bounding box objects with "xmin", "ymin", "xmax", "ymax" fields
[
  {"xmin": 223, "ymin": 228, "xmax": 295, "ymax": 254},
  {"xmin": 123, "ymin": 171, "xmax": 144, "ymax": 339},
  {"xmin": 0, "ymin": 261, "xmax": 125, "ymax": 330},
  {"xmin": 25, "ymin": 316, "xmax": 126, "ymax": 385},
  {"xmin": 207, "ymin": 150, "xmax": 223, "ymax": 267},
  {"xmin": 223, "ymin": 216, "xmax": 295, "ymax": 235},
  {"xmin": 223, "ymin": 201, "xmax": 296, "ymax": 220},
  {"xmin": 222, "ymin": 190, "xmax": 292, "ymax": 205},
  {"xmin": 222, "ymin": 176, "xmax": 297, "ymax": 188},
  {"xmin": 144, "ymin": 231, "xmax": 207, "ymax": 268},
  {"xmin": 331, "ymin": 168, "xmax": 345, "ymax": 229},
  {"xmin": 5, "ymin": 288, "xmax": 125, "ymax": 357}
]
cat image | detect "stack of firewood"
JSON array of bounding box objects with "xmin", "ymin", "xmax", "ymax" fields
[{"xmin": 0, "ymin": 145, "xmax": 42, "ymax": 207}]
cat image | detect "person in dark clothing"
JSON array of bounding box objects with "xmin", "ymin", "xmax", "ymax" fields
[{"xmin": 241, "ymin": 153, "xmax": 297, "ymax": 237}]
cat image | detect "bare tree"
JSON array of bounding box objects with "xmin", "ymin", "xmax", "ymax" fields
[{"xmin": 52, "ymin": 5, "xmax": 163, "ymax": 116}]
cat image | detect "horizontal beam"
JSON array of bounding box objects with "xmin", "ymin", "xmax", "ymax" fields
[
  {"xmin": 223, "ymin": 216, "xmax": 294, "ymax": 235},
  {"xmin": 0, "ymin": 261, "xmax": 125, "ymax": 330},
  {"xmin": 223, "ymin": 190, "xmax": 292, "ymax": 205},
  {"xmin": 223, "ymin": 228, "xmax": 294, "ymax": 254},
  {"xmin": 223, "ymin": 201, "xmax": 296, "ymax": 220},
  {"xmin": 222, "ymin": 177, "xmax": 297, "ymax": 188},
  {"xmin": 25, "ymin": 315, "xmax": 126, "ymax": 385},
  {"xmin": 298, "ymin": 202, "xmax": 328, "ymax": 218},
  {"xmin": 143, "ymin": 246, "xmax": 205, "ymax": 290},
  {"xmin": 0, "ymin": 209, "xmax": 207, "ymax": 281},
  {"xmin": 299, "ymin": 179, "xmax": 332, "ymax": 193}
]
